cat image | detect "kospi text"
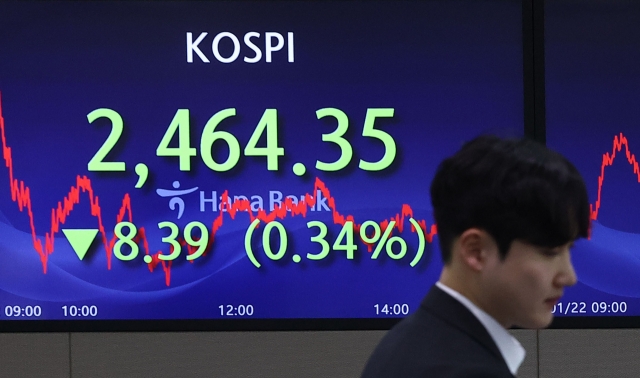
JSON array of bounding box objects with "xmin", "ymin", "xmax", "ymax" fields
[{"xmin": 186, "ymin": 31, "xmax": 294, "ymax": 63}]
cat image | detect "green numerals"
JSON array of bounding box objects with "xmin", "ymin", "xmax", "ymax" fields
[
  {"xmin": 306, "ymin": 221, "xmax": 330, "ymax": 260},
  {"xmin": 89, "ymin": 107, "xmax": 396, "ymax": 174},
  {"xmin": 316, "ymin": 108, "xmax": 396, "ymax": 172},
  {"xmin": 245, "ymin": 220, "xmax": 358, "ymax": 268},
  {"xmin": 262, "ymin": 221, "xmax": 288, "ymax": 260},
  {"xmin": 200, "ymin": 108, "xmax": 241, "ymax": 171},
  {"xmin": 113, "ymin": 221, "xmax": 138, "ymax": 260},
  {"xmin": 156, "ymin": 109, "xmax": 197, "ymax": 171},
  {"xmin": 87, "ymin": 108, "xmax": 126, "ymax": 171},
  {"xmin": 112, "ymin": 221, "xmax": 210, "ymax": 263},
  {"xmin": 245, "ymin": 109, "xmax": 284, "ymax": 170},
  {"xmin": 157, "ymin": 221, "xmax": 181, "ymax": 260},
  {"xmin": 307, "ymin": 221, "xmax": 356, "ymax": 260},
  {"xmin": 158, "ymin": 108, "xmax": 284, "ymax": 172},
  {"xmin": 360, "ymin": 108, "xmax": 396, "ymax": 171},
  {"xmin": 184, "ymin": 222, "xmax": 209, "ymax": 260},
  {"xmin": 315, "ymin": 108, "xmax": 353, "ymax": 171},
  {"xmin": 333, "ymin": 221, "xmax": 357, "ymax": 259},
  {"xmin": 156, "ymin": 221, "xmax": 211, "ymax": 261}
]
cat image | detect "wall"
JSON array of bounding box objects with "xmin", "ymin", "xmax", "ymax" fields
[{"xmin": 1, "ymin": 329, "xmax": 639, "ymax": 378}]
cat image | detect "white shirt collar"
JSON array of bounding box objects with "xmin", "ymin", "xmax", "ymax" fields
[{"xmin": 436, "ymin": 281, "xmax": 526, "ymax": 376}]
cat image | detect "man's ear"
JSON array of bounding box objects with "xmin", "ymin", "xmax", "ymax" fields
[{"xmin": 457, "ymin": 228, "xmax": 492, "ymax": 271}]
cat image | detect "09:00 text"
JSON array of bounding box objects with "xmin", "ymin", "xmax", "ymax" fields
[
  {"xmin": 4, "ymin": 305, "xmax": 42, "ymax": 317},
  {"xmin": 552, "ymin": 301, "xmax": 628, "ymax": 314}
]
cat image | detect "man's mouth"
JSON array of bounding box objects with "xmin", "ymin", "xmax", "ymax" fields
[{"xmin": 545, "ymin": 297, "xmax": 561, "ymax": 307}]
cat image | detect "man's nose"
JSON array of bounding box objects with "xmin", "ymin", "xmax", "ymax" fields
[{"xmin": 556, "ymin": 251, "xmax": 578, "ymax": 287}]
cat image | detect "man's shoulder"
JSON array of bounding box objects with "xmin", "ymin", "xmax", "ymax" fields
[
  {"xmin": 360, "ymin": 287, "xmax": 514, "ymax": 378},
  {"xmin": 362, "ymin": 306, "xmax": 500, "ymax": 368}
]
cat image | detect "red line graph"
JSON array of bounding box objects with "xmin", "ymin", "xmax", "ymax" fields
[
  {"xmin": 0, "ymin": 93, "xmax": 436, "ymax": 286},
  {"xmin": 590, "ymin": 132, "xmax": 640, "ymax": 221}
]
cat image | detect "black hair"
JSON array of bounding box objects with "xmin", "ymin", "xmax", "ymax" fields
[{"xmin": 430, "ymin": 135, "xmax": 590, "ymax": 263}]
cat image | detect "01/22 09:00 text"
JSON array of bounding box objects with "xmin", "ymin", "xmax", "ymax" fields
[{"xmin": 553, "ymin": 301, "xmax": 627, "ymax": 315}]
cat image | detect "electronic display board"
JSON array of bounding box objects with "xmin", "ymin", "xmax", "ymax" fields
[
  {"xmin": 0, "ymin": 1, "xmax": 523, "ymax": 329},
  {"xmin": 546, "ymin": 0, "xmax": 640, "ymax": 324}
]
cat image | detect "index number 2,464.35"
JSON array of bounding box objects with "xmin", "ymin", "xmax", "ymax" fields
[{"xmin": 86, "ymin": 107, "xmax": 397, "ymax": 174}]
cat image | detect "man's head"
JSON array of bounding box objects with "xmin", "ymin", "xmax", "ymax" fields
[{"xmin": 431, "ymin": 135, "xmax": 590, "ymax": 328}]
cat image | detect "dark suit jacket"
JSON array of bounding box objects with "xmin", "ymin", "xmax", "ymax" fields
[{"xmin": 361, "ymin": 285, "xmax": 516, "ymax": 378}]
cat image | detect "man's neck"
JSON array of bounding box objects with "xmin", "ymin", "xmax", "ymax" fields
[{"xmin": 439, "ymin": 268, "xmax": 510, "ymax": 328}]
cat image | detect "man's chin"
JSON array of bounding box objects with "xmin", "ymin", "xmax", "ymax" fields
[
  {"xmin": 536, "ymin": 313, "xmax": 554, "ymax": 328},
  {"xmin": 515, "ymin": 313, "xmax": 554, "ymax": 329}
]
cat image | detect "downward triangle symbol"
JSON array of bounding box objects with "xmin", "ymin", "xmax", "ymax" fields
[{"xmin": 62, "ymin": 229, "xmax": 99, "ymax": 260}]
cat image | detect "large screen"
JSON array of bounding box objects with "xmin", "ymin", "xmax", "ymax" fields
[
  {"xmin": 0, "ymin": 1, "xmax": 523, "ymax": 329},
  {"xmin": 546, "ymin": 0, "xmax": 640, "ymax": 324}
]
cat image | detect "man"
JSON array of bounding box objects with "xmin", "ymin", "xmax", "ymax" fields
[{"xmin": 361, "ymin": 135, "xmax": 590, "ymax": 377}]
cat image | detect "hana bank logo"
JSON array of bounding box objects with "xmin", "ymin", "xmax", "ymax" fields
[
  {"xmin": 156, "ymin": 181, "xmax": 199, "ymax": 219},
  {"xmin": 156, "ymin": 181, "xmax": 331, "ymax": 220}
]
